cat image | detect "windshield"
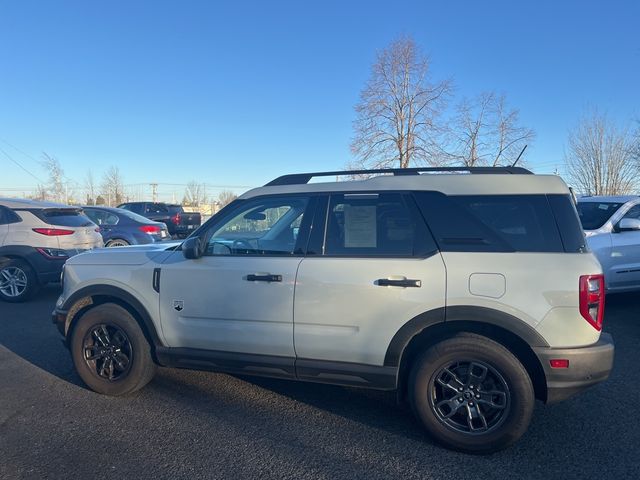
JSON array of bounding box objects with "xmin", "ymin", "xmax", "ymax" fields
[{"xmin": 576, "ymin": 202, "xmax": 624, "ymax": 230}]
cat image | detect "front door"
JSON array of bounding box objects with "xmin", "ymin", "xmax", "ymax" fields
[
  {"xmin": 609, "ymin": 204, "xmax": 640, "ymax": 290},
  {"xmin": 159, "ymin": 194, "xmax": 314, "ymax": 357}
]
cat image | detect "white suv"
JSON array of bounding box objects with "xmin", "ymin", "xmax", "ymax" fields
[
  {"xmin": 52, "ymin": 167, "xmax": 614, "ymax": 453},
  {"xmin": 0, "ymin": 198, "xmax": 103, "ymax": 302},
  {"xmin": 577, "ymin": 195, "xmax": 640, "ymax": 292}
]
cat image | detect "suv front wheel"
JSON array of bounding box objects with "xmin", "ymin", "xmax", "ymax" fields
[
  {"xmin": 409, "ymin": 333, "xmax": 534, "ymax": 454},
  {"xmin": 70, "ymin": 303, "xmax": 156, "ymax": 396}
]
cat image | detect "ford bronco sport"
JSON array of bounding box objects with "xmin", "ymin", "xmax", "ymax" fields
[{"xmin": 52, "ymin": 167, "xmax": 614, "ymax": 453}]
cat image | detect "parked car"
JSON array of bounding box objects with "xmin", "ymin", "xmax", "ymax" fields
[
  {"xmin": 0, "ymin": 198, "xmax": 102, "ymax": 302},
  {"xmin": 83, "ymin": 206, "xmax": 170, "ymax": 247},
  {"xmin": 116, "ymin": 202, "xmax": 201, "ymax": 238},
  {"xmin": 53, "ymin": 167, "xmax": 613, "ymax": 454},
  {"xmin": 577, "ymin": 195, "xmax": 640, "ymax": 292}
]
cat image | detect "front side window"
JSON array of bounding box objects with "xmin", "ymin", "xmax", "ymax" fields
[
  {"xmin": 324, "ymin": 193, "xmax": 418, "ymax": 256},
  {"xmin": 204, "ymin": 196, "xmax": 310, "ymax": 256},
  {"xmin": 623, "ymin": 204, "xmax": 640, "ymax": 220}
]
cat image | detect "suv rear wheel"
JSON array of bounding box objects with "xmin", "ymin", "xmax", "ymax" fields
[
  {"xmin": 0, "ymin": 258, "xmax": 39, "ymax": 303},
  {"xmin": 70, "ymin": 303, "xmax": 156, "ymax": 395},
  {"xmin": 409, "ymin": 333, "xmax": 534, "ymax": 454}
]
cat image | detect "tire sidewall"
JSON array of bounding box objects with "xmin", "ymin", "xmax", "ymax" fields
[
  {"xmin": 410, "ymin": 335, "xmax": 534, "ymax": 453},
  {"xmin": 70, "ymin": 303, "xmax": 153, "ymax": 395},
  {"xmin": 0, "ymin": 259, "xmax": 38, "ymax": 303}
]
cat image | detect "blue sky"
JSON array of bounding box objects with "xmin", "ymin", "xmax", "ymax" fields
[{"xmin": 1, "ymin": 0, "xmax": 638, "ymax": 199}]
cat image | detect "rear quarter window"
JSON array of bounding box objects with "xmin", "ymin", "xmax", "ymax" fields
[{"xmin": 414, "ymin": 192, "xmax": 565, "ymax": 253}]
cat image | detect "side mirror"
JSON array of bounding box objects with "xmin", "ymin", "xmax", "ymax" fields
[
  {"xmin": 616, "ymin": 218, "xmax": 640, "ymax": 232},
  {"xmin": 182, "ymin": 236, "xmax": 204, "ymax": 259}
]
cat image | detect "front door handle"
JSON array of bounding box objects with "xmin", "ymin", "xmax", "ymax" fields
[
  {"xmin": 246, "ymin": 273, "xmax": 282, "ymax": 282},
  {"xmin": 375, "ymin": 278, "xmax": 421, "ymax": 288}
]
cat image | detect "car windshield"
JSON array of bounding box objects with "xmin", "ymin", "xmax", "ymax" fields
[{"xmin": 576, "ymin": 201, "xmax": 624, "ymax": 230}]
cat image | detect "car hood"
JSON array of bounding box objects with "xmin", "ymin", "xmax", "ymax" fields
[{"xmin": 66, "ymin": 242, "xmax": 181, "ymax": 266}]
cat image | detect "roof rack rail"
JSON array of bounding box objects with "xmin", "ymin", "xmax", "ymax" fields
[{"xmin": 265, "ymin": 166, "xmax": 533, "ymax": 186}]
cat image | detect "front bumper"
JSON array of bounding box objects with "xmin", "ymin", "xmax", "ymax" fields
[
  {"xmin": 52, "ymin": 307, "xmax": 68, "ymax": 338},
  {"xmin": 534, "ymin": 332, "xmax": 614, "ymax": 404}
]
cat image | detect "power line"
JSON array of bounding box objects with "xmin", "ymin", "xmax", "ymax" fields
[{"xmin": 0, "ymin": 146, "xmax": 45, "ymax": 183}]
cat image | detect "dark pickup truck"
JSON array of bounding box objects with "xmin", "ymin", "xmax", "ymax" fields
[{"xmin": 117, "ymin": 202, "xmax": 201, "ymax": 238}]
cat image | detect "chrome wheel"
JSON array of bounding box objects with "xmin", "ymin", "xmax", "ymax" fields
[
  {"xmin": 0, "ymin": 266, "xmax": 28, "ymax": 298},
  {"xmin": 106, "ymin": 239, "xmax": 129, "ymax": 247},
  {"xmin": 82, "ymin": 324, "xmax": 133, "ymax": 381},
  {"xmin": 430, "ymin": 360, "xmax": 511, "ymax": 435}
]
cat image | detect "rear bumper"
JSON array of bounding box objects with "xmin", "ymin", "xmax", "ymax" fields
[{"xmin": 534, "ymin": 333, "xmax": 614, "ymax": 404}]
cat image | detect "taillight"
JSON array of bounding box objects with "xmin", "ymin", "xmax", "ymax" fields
[
  {"xmin": 579, "ymin": 274, "xmax": 605, "ymax": 331},
  {"xmin": 171, "ymin": 213, "xmax": 180, "ymax": 225},
  {"xmin": 32, "ymin": 228, "xmax": 74, "ymax": 236},
  {"xmin": 139, "ymin": 225, "xmax": 161, "ymax": 234}
]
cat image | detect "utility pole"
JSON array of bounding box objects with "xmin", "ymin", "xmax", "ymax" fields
[{"xmin": 150, "ymin": 183, "xmax": 158, "ymax": 203}]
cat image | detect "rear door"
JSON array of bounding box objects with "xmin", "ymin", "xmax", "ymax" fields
[{"xmin": 293, "ymin": 192, "xmax": 446, "ymax": 369}]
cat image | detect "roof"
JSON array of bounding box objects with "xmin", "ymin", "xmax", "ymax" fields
[
  {"xmin": 577, "ymin": 195, "xmax": 639, "ymax": 203},
  {"xmin": 239, "ymin": 173, "xmax": 571, "ymax": 199},
  {"xmin": 0, "ymin": 197, "xmax": 77, "ymax": 209}
]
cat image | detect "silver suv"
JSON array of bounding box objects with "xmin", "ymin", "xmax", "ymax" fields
[
  {"xmin": 0, "ymin": 198, "xmax": 103, "ymax": 302},
  {"xmin": 52, "ymin": 167, "xmax": 614, "ymax": 453}
]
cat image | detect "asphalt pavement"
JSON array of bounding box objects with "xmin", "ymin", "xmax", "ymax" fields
[{"xmin": 1, "ymin": 285, "xmax": 639, "ymax": 480}]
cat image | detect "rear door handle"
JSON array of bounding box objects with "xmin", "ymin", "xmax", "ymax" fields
[
  {"xmin": 246, "ymin": 274, "xmax": 282, "ymax": 282},
  {"xmin": 375, "ymin": 278, "xmax": 421, "ymax": 288}
]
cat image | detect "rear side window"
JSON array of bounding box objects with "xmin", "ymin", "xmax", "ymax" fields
[
  {"xmin": 414, "ymin": 192, "xmax": 565, "ymax": 253},
  {"xmin": 548, "ymin": 195, "xmax": 587, "ymax": 253},
  {"xmin": 0, "ymin": 206, "xmax": 21, "ymax": 225},
  {"xmin": 324, "ymin": 193, "xmax": 435, "ymax": 257},
  {"xmin": 37, "ymin": 209, "xmax": 94, "ymax": 227}
]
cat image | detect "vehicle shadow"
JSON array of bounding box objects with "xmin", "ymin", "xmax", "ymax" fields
[{"xmin": 0, "ymin": 283, "xmax": 86, "ymax": 388}]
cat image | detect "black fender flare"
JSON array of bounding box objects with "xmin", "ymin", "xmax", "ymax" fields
[
  {"xmin": 61, "ymin": 284, "xmax": 165, "ymax": 348},
  {"xmin": 384, "ymin": 305, "xmax": 549, "ymax": 367}
]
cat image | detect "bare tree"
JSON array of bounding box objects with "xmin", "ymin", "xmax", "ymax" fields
[
  {"xmin": 84, "ymin": 170, "xmax": 97, "ymax": 205},
  {"xmin": 217, "ymin": 190, "xmax": 237, "ymax": 208},
  {"xmin": 566, "ymin": 111, "xmax": 638, "ymax": 195},
  {"xmin": 101, "ymin": 166, "xmax": 125, "ymax": 206},
  {"xmin": 40, "ymin": 152, "xmax": 66, "ymax": 202},
  {"xmin": 350, "ymin": 36, "xmax": 452, "ymax": 169},
  {"xmin": 32, "ymin": 184, "xmax": 47, "ymax": 201},
  {"xmin": 447, "ymin": 92, "xmax": 535, "ymax": 166},
  {"xmin": 184, "ymin": 181, "xmax": 207, "ymax": 206}
]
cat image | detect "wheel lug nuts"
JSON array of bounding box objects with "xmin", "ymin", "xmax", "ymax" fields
[
  {"xmin": 458, "ymin": 388, "xmax": 463, "ymax": 392},
  {"xmin": 475, "ymin": 394, "xmax": 480, "ymax": 399},
  {"xmin": 458, "ymin": 397, "xmax": 463, "ymax": 402}
]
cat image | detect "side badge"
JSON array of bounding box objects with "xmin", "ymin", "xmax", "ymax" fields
[{"xmin": 173, "ymin": 300, "xmax": 184, "ymax": 312}]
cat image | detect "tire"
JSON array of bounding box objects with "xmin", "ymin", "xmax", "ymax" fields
[
  {"xmin": 105, "ymin": 239, "xmax": 130, "ymax": 247},
  {"xmin": 0, "ymin": 258, "xmax": 39, "ymax": 303},
  {"xmin": 409, "ymin": 333, "xmax": 534, "ymax": 454},
  {"xmin": 70, "ymin": 303, "xmax": 156, "ymax": 396}
]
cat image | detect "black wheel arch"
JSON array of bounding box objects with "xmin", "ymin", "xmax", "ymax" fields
[
  {"xmin": 388, "ymin": 306, "xmax": 549, "ymax": 403},
  {"xmin": 62, "ymin": 285, "xmax": 165, "ymax": 361}
]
